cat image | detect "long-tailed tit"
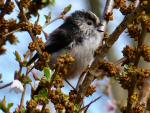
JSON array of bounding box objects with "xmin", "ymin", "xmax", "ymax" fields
[{"xmin": 28, "ymin": 10, "xmax": 103, "ymax": 79}]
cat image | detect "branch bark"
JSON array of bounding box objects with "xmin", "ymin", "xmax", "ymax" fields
[
  {"xmin": 138, "ymin": 29, "xmax": 150, "ymax": 112},
  {"xmin": 14, "ymin": 0, "xmax": 42, "ymax": 55}
]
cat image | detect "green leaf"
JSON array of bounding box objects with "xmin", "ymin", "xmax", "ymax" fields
[
  {"xmin": 44, "ymin": 15, "xmax": 49, "ymax": 20},
  {"xmin": 0, "ymin": 73, "xmax": 2, "ymax": 83},
  {"xmin": 41, "ymin": 0, "xmax": 55, "ymax": 5},
  {"xmin": 43, "ymin": 67, "xmax": 52, "ymax": 81},
  {"xmin": 0, "ymin": 103, "xmax": 2, "ymax": 109},
  {"xmin": 2, "ymin": 96, "xmax": 6, "ymax": 107},
  {"xmin": 22, "ymin": 61, "xmax": 28, "ymax": 67},
  {"xmin": 61, "ymin": 4, "xmax": 72, "ymax": 15},
  {"xmin": 50, "ymin": 0, "xmax": 55, "ymax": 5},
  {"xmin": 14, "ymin": 51, "xmax": 21, "ymax": 62},
  {"xmin": 7, "ymin": 103, "xmax": 13, "ymax": 110},
  {"xmin": 21, "ymin": 107, "xmax": 26, "ymax": 113},
  {"xmin": 44, "ymin": 12, "xmax": 51, "ymax": 24},
  {"xmin": 33, "ymin": 95, "xmax": 39, "ymax": 102},
  {"xmin": 22, "ymin": 76, "xmax": 32, "ymax": 84},
  {"xmin": 39, "ymin": 89, "xmax": 48, "ymax": 97}
]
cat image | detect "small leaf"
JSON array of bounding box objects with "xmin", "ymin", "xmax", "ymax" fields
[
  {"xmin": 39, "ymin": 89, "xmax": 48, "ymax": 97},
  {"xmin": 43, "ymin": 67, "xmax": 52, "ymax": 81},
  {"xmin": 2, "ymin": 96, "xmax": 6, "ymax": 107},
  {"xmin": 44, "ymin": 12, "xmax": 51, "ymax": 24},
  {"xmin": 44, "ymin": 15, "xmax": 49, "ymax": 20},
  {"xmin": 33, "ymin": 95, "xmax": 39, "ymax": 102},
  {"xmin": 21, "ymin": 107, "xmax": 26, "ymax": 113},
  {"xmin": 22, "ymin": 61, "xmax": 28, "ymax": 67},
  {"xmin": 0, "ymin": 73, "xmax": 2, "ymax": 79},
  {"xmin": 14, "ymin": 51, "xmax": 21, "ymax": 62},
  {"xmin": 7, "ymin": 103, "xmax": 13, "ymax": 110},
  {"xmin": 22, "ymin": 76, "xmax": 32, "ymax": 84},
  {"xmin": 0, "ymin": 73, "xmax": 2, "ymax": 83},
  {"xmin": 61, "ymin": 4, "xmax": 72, "ymax": 15},
  {"xmin": 51, "ymin": 0, "xmax": 55, "ymax": 5},
  {"xmin": 42, "ymin": 0, "xmax": 55, "ymax": 5},
  {"xmin": 0, "ymin": 102, "xmax": 2, "ymax": 109}
]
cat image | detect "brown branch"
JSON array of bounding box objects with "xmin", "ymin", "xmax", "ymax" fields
[
  {"xmin": 20, "ymin": 50, "xmax": 33, "ymax": 109},
  {"xmin": 99, "ymin": 3, "xmax": 143, "ymax": 59},
  {"xmin": 65, "ymin": 79, "xmax": 76, "ymax": 90},
  {"xmin": 137, "ymin": 1, "xmax": 150, "ymax": 110},
  {"xmin": 43, "ymin": 15, "xmax": 63, "ymax": 29},
  {"xmin": 0, "ymin": 0, "xmax": 11, "ymax": 18},
  {"xmin": 139, "ymin": 78, "xmax": 150, "ymax": 106},
  {"xmin": 78, "ymin": 96, "xmax": 102, "ymax": 113},
  {"xmin": 75, "ymin": 0, "xmax": 143, "ymax": 105},
  {"xmin": 88, "ymin": 0, "xmax": 101, "ymax": 17},
  {"xmin": 14, "ymin": 0, "xmax": 42, "ymax": 54},
  {"xmin": 3, "ymin": 28, "xmax": 21, "ymax": 37},
  {"xmin": 126, "ymin": 19, "xmax": 147, "ymax": 113},
  {"xmin": 138, "ymin": 0, "xmax": 150, "ymax": 109},
  {"xmin": 100, "ymin": 0, "xmax": 114, "ymax": 32},
  {"xmin": 19, "ymin": 84, "xmax": 26, "ymax": 109}
]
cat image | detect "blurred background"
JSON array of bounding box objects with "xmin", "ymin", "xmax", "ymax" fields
[{"xmin": 0, "ymin": 0, "xmax": 132, "ymax": 113}]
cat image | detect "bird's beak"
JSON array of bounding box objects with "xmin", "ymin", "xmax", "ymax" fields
[
  {"xmin": 97, "ymin": 23, "xmax": 103, "ymax": 32},
  {"xmin": 97, "ymin": 28, "xmax": 104, "ymax": 32}
]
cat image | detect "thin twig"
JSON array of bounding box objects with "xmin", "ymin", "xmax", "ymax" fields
[
  {"xmin": 65, "ymin": 79, "xmax": 76, "ymax": 90},
  {"xmin": 19, "ymin": 84, "xmax": 26, "ymax": 109},
  {"xmin": 43, "ymin": 15, "xmax": 63, "ymax": 29},
  {"xmin": 42, "ymin": 30, "xmax": 49, "ymax": 40},
  {"xmin": 0, "ymin": 82, "xmax": 12, "ymax": 89},
  {"xmin": 100, "ymin": 0, "xmax": 114, "ymax": 32},
  {"xmin": 99, "ymin": 3, "xmax": 143, "ymax": 59},
  {"xmin": 20, "ymin": 49, "xmax": 33, "ymax": 109},
  {"xmin": 78, "ymin": 96, "xmax": 102, "ymax": 113},
  {"xmin": 14, "ymin": 0, "xmax": 42, "ymax": 54},
  {"xmin": 35, "ymin": 13, "xmax": 40, "ymax": 25},
  {"xmin": 41, "ymin": 104, "xmax": 46, "ymax": 113},
  {"xmin": 23, "ymin": 50, "xmax": 31, "ymax": 61},
  {"xmin": 114, "ymin": 57, "xmax": 127, "ymax": 66},
  {"xmin": 0, "ymin": 0, "xmax": 11, "ymax": 18},
  {"xmin": 3, "ymin": 28, "xmax": 21, "ymax": 37},
  {"xmin": 76, "ymin": 71, "xmax": 87, "ymax": 90}
]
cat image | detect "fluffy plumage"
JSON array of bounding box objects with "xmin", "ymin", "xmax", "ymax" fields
[{"xmin": 27, "ymin": 10, "xmax": 102, "ymax": 78}]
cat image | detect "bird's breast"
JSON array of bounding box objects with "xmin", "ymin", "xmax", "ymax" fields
[{"xmin": 50, "ymin": 35, "xmax": 101, "ymax": 79}]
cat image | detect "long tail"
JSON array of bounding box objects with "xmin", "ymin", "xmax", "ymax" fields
[{"xmin": 27, "ymin": 53, "xmax": 39, "ymax": 66}]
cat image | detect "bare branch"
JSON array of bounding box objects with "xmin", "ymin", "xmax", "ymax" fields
[
  {"xmin": 3, "ymin": 28, "xmax": 21, "ymax": 37},
  {"xmin": 14, "ymin": 0, "xmax": 42, "ymax": 54},
  {"xmin": 0, "ymin": 82, "xmax": 12, "ymax": 89}
]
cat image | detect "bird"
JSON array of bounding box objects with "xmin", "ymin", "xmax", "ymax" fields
[{"xmin": 27, "ymin": 10, "xmax": 103, "ymax": 79}]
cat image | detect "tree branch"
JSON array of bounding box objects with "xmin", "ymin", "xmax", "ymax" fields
[{"xmin": 14, "ymin": 0, "xmax": 42, "ymax": 54}]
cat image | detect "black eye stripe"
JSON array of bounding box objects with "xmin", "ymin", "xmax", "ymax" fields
[{"xmin": 87, "ymin": 21, "xmax": 92, "ymax": 25}]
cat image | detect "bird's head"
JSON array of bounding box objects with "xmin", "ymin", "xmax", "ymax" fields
[{"xmin": 67, "ymin": 10, "xmax": 103, "ymax": 35}]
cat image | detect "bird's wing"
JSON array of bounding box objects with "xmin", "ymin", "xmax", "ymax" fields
[
  {"xmin": 27, "ymin": 23, "xmax": 74, "ymax": 66},
  {"xmin": 45, "ymin": 25, "xmax": 74, "ymax": 53}
]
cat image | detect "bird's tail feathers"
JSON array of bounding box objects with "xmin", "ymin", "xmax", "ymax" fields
[{"xmin": 27, "ymin": 53, "xmax": 39, "ymax": 66}]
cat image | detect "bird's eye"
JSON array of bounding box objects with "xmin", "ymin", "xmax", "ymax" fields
[{"xmin": 87, "ymin": 21, "xmax": 92, "ymax": 25}]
